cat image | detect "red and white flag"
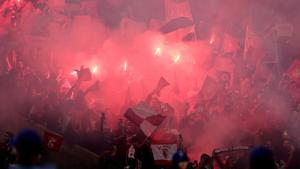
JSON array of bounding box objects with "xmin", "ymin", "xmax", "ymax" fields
[
  {"xmin": 43, "ymin": 130, "xmax": 63, "ymax": 152},
  {"xmin": 151, "ymin": 129, "xmax": 179, "ymax": 165},
  {"xmin": 151, "ymin": 144, "xmax": 177, "ymax": 164},
  {"xmin": 124, "ymin": 102, "xmax": 166, "ymax": 137}
]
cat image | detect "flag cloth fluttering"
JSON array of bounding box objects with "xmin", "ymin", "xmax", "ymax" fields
[
  {"xmin": 198, "ymin": 75, "xmax": 219, "ymax": 101},
  {"xmin": 153, "ymin": 76, "xmax": 170, "ymax": 96},
  {"xmin": 43, "ymin": 130, "xmax": 63, "ymax": 152},
  {"xmin": 77, "ymin": 67, "xmax": 92, "ymax": 81},
  {"xmin": 124, "ymin": 102, "xmax": 166, "ymax": 138},
  {"xmin": 151, "ymin": 128, "xmax": 179, "ymax": 165}
]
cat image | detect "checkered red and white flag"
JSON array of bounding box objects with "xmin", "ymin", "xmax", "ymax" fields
[{"xmin": 125, "ymin": 102, "xmax": 166, "ymax": 137}]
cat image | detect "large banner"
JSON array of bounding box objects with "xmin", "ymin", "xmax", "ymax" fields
[{"xmin": 151, "ymin": 144, "xmax": 177, "ymax": 163}]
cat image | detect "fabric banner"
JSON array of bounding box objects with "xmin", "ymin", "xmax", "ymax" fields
[
  {"xmin": 151, "ymin": 144, "xmax": 177, "ymax": 162},
  {"xmin": 44, "ymin": 130, "xmax": 64, "ymax": 151},
  {"xmin": 124, "ymin": 102, "xmax": 166, "ymax": 137},
  {"xmin": 154, "ymin": 76, "xmax": 170, "ymax": 95},
  {"xmin": 151, "ymin": 128, "xmax": 178, "ymax": 164},
  {"xmin": 198, "ymin": 75, "xmax": 219, "ymax": 101}
]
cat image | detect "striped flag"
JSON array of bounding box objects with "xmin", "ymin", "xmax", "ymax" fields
[{"xmin": 124, "ymin": 102, "xmax": 166, "ymax": 137}]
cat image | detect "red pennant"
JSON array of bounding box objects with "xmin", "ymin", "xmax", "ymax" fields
[{"xmin": 43, "ymin": 131, "xmax": 63, "ymax": 152}]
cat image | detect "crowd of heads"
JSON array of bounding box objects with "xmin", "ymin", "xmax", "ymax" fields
[
  {"xmin": 0, "ymin": 42, "xmax": 300, "ymax": 169},
  {"xmin": 0, "ymin": 0, "xmax": 300, "ymax": 169}
]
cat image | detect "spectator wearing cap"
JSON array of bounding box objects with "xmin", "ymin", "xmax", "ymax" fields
[
  {"xmin": 9, "ymin": 129, "xmax": 55, "ymax": 169},
  {"xmin": 172, "ymin": 150, "xmax": 193, "ymax": 169},
  {"xmin": 249, "ymin": 146, "xmax": 276, "ymax": 169}
]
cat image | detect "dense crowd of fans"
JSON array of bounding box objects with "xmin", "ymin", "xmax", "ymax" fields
[
  {"xmin": 0, "ymin": 2, "xmax": 300, "ymax": 167},
  {"xmin": 0, "ymin": 128, "xmax": 300, "ymax": 169},
  {"xmin": 0, "ymin": 41, "xmax": 299, "ymax": 169}
]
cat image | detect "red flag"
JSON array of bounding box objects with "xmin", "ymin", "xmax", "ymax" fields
[
  {"xmin": 198, "ymin": 75, "xmax": 219, "ymax": 101},
  {"xmin": 154, "ymin": 77, "xmax": 170, "ymax": 96},
  {"xmin": 77, "ymin": 67, "xmax": 92, "ymax": 81},
  {"xmin": 43, "ymin": 131, "xmax": 63, "ymax": 151},
  {"xmin": 288, "ymin": 60, "xmax": 300, "ymax": 84},
  {"xmin": 146, "ymin": 77, "xmax": 170, "ymax": 103}
]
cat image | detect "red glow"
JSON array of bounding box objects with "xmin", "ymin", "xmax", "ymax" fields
[
  {"xmin": 5, "ymin": 1, "xmax": 285, "ymax": 160},
  {"xmin": 155, "ymin": 47, "xmax": 162, "ymax": 56},
  {"xmin": 123, "ymin": 61, "xmax": 128, "ymax": 72},
  {"xmin": 173, "ymin": 54, "xmax": 181, "ymax": 63},
  {"xmin": 71, "ymin": 71, "xmax": 77, "ymax": 76},
  {"xmin": 209, "ymin": 33, "xmax": 215, "ymax": 44},
  {"xmin": 92, "ymin": 66, "xmax": 98, "ymax": 74}
]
